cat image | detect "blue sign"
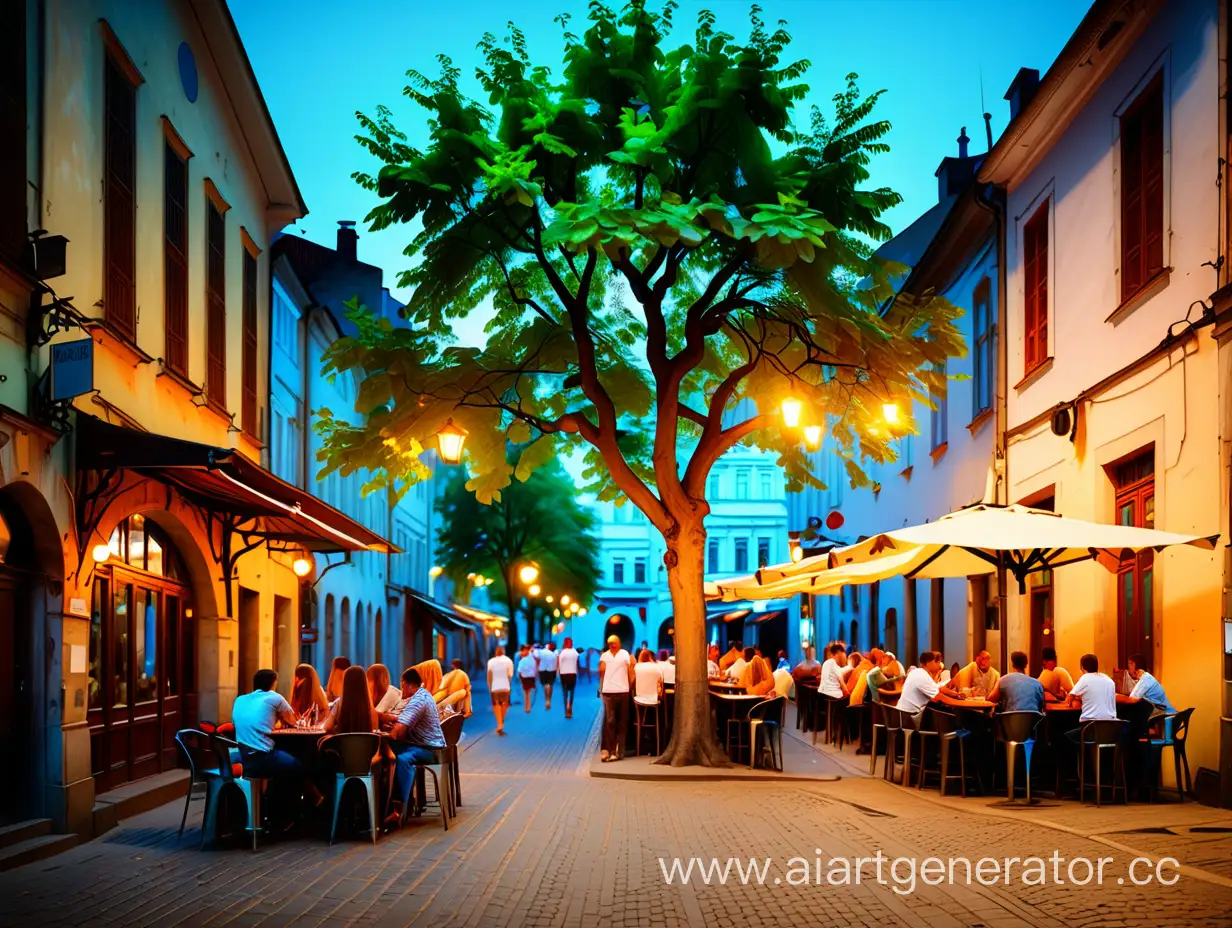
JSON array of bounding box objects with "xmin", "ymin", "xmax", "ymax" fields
[{"xmin": 50, "ymin": 337, "xmax": 93, "ymax": 402}]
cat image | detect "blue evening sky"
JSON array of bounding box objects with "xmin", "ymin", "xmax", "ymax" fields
[{"xmin": 230, "ymin": 0, "xmax": 1090, "ymax": 345}]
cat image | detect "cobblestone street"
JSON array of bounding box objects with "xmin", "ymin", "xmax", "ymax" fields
[{"xmin": 2, "ymin": 695, "xmax": 1231, "ymax": 928}]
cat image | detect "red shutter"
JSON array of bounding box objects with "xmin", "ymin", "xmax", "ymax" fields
[
  {"xmin": 241, "ymin": 249, "xmax": 258, "ymax": 435},
  {"xmin": 206, "ymin": 200, "xmax": 226, "ymax": 408},
  {"xmin": 1023, "ymin": 201, "xmax": 1049, "ymax": 375},
  {"xmin": 163, "ymin": 143, "xmax": 189, "ymax": 376},
  {"xmin": 104, "ymin": 55, "xmax": 137, "ymax": 339},
  {"xmin": 1120, "ymin": 74, "xmax": 1164, "ymax": 301}
]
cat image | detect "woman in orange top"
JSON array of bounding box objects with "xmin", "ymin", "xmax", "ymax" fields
[
  {"xmin": 411, "ymin": 659, "xmax": 443, "ymax": 699},
  {"xmin": 289, "ymin": 663, "xmax": 328, "ymax": 720},
  {"xmin": 745, "ymin": 656, "xmax": 776, "ymax": 697}
]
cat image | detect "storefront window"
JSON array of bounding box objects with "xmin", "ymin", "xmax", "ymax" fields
[
  {"xmin": 133, "ymin": 587, "xmax": 158, "ymax": 703},
  {"xmin": 89, "ymin": 578, "xmax": 107, "ymax": 711},
  {"xmin": 113, "ymin": 583, "xmax": 131, "ymax": 708}
]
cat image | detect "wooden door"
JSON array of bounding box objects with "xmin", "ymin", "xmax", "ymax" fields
[
  {"xmin": 0, "ymin": 569, "xmax": 32, "ymax": 824},
  {"xmin": 1114, "ymin": 461, "xmax": 1155, "ymax": 670}
]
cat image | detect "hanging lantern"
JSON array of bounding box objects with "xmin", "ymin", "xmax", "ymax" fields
[{"xmin": 436, "ymin": 419, "xmax": 468, "ymax": 464}]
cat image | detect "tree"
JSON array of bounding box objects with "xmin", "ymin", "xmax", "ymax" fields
[
  {"xmin": 318, "ymin": 1, "xmax": 964, "ymax": 765},
  {"xmin": 434, "ymin": 457, "xmax": 601, "ymax": 653}
]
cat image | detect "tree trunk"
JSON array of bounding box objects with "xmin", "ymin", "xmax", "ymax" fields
[
  {"xmin": 501, "ymin": 564, "xmax": 520, "ymax": 655},
  {"xmin": 655, "ymin": 518, "xmax": 730, "ymax": 767}
]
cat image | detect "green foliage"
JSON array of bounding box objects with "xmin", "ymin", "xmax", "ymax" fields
[
  {"xmin": 434, "ymin": 457, "xmax": 601, "ymax": 616},
  {"xmin": 323, "ymin": 0, "xmax": 965, "ymax": 524}
]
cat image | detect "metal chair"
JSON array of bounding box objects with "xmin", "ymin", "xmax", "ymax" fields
[
  {"xmin": 868, "ymin": 702, "xmax": 887, "ymax": 776},
  {"xmin": 209, "ymin": 736, "xmax": 268, "ymax": 851},
  {"xmin": 441, "ymin": 713, "xmax": 465, "ymax": 815},
  {"xmin": 633, "ymin": 695, "xmax": 662, "ymax": 756},
  {"xmin": 1148, "ymin": 707, "xmax": 1194, "ymax": 802},
  {"xmin": 1077, "ymin": 720, "xmax": 1128, "ymax": 806},
  {"xmin": 748, "ymin": 696, "xmax": 787, "ymax": 771},
  {"xmin": 995, "ymin": 711, "xmax": 1044, "ymax": 803},
  {"xmin": 173, "ymin": 729, "xmax": 224, "ymax": 841},
  {"xmin": 820, "ymin": 693, "xmax": 845, "ymax": 745},
  {"xmin": 404, "ymin": 748, "xmax": 452, "ymax": 831},
  {"xmin": 318, "ymin": 733, "xmax": 381, "ymax": 845},
  {"xmin": 915, "ymin": 709, "xmax": 971, "ymax": 797},
  {"xmin": 884, "ymin": 706, "xmax": 921, "ymax": 786}
]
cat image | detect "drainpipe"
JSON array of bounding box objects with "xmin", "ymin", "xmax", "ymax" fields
[{"xmin": 975, "ymin": 180, "xmax": 1010, "ymax": 674}]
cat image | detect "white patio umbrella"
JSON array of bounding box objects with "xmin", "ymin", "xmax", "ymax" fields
[
  {"xmin": 705, "ymin": 572, "xmax": 841, "ymax": 602},
  {"xmin": 759, "ymin": 503, "xmax": 1219, "ymax": 592}
]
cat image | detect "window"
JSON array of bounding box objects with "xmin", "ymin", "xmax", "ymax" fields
[
  {"xmin": 930, "ymin": 360, "xmax": 948, "ymax": 451},
  {"xmin": 205, "ymin": 195, "xmax": 227, "ymax": 407},
  {"xmin": 241, "ymin": 244, "xmax": 259, "ymax": 435},
  {"xmin": 708, "ymin": 473, "xmax": 720, "ymax": 498},
  {"xmin": 612, "ymin": 560, "xmax": 626, "ymax": 584},
  {"xmin": 757, "ymin": 538, "xmax": 770, "ymax": 568},
  {"xmin": 734, "ymin": 538, "xmax": 748, "ymax": 572},
  {"xmin": 1120, "ymin": 74, "xmax": 1164, "ymax": 300},
  {"xmin": 736, "ymin": 469, "xmax": 750, "ymax": 499},
  {"xmin": 972, "ymin": 276, "xmax": 994, "ymax": 416},
  {"xmin": 707, "ymin": 538, "xmax": 720, "ymax": 573},
  {"xmin": 104, "ymin": 49, "xmax": 138, "ymax": 338},
  {"xmin": 634, "ymin": 557, "xmax": 646, "ymax": 584},
  {"xmin": 163, "ymin": 139, "xmax": 189, "ymax": 376},
  {"xmin": 273, "ymin": 287, "xmax": 300, "ymax": 362},
  {"xmin": 759, "ymin": 472, "xmax": 772, "ymax": 499},
  {"xmin": 1023, "ymin": 200, "xmax": 1049, "ymax": 375},
  {"xmin": 1112, "ymin": 450, "xmax": 1155, "ymax": 669}
]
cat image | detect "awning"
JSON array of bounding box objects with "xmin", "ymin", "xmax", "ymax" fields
[
  {"xmin": 404, "ymin": 590, "xmax": 476, "ymax": 634},
  {"xmin": 75, "ymin": 415, "xmax": 396, "ymax": 554},
  {"xmin": 744, "ymin": 608, "xmax": 786, "ymax": 626}
]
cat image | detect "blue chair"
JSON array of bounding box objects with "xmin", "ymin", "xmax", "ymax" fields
[{"xmin": 318, "ymin": 733, "xmax": 382, "ymax": 845}]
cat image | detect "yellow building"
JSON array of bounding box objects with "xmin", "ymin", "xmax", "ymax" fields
[{"xmin": 0, "ymin": 0, "xmax": 388, "ymax": 843}]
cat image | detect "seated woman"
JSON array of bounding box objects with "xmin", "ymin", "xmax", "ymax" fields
[
  {"xmin": 633, "ymin": 649, "xmax": 664, "ymax": 705},
  {"xmin": 745, "ymin": 656, "xmax": 777, "ymax": 697},
  {"xmin": 367, "ymin": 664, "xmax": 402, "ymax": 727},
  {"xmin": 412, "ymin": 659, "xmax": 443, "ymax": 703},
  {"xmin": 290, "ymin": 663, "xmax": 328, "ymax": 722},
  {"xmin": 435, "ymin": 659, "xmax": 472, "ymax": 717},
  {"xmin": 323, "ymin": 665, "xmax": 378, "ymax": 734}
]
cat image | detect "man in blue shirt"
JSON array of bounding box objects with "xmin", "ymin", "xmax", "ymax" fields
[
  {"xmin": 989, "ymin": 651, "xmax": 1045, "ymax": 713},
  {"xmin": 385, "ymin": 666, "xmax": 446, "ymax": 829},
  {"xmin": 1123, "ymin": 652, "xmax": 1175, "ymax": 712}
]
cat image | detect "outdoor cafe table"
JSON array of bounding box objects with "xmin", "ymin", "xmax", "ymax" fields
[{"xmin": 709, "ymin": 680, "xmax": 744, "ymax": 692}]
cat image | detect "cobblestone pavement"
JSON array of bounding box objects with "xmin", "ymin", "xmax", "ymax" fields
[{"xmin": 2, "ymin": 692, "xmax": 1231, "ymax": 928}]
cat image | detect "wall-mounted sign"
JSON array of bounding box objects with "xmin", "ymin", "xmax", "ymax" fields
[
  {"xmin": 300, "ymin": 627, "xmax": 318, "ymax": 644},
  {"xmin": 50, "ymin": 338, "xmax": 94, "ymax": 402}
]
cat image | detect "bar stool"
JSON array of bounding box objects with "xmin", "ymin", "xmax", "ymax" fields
[
  {"xmin": 915, "ymin": 709, "xmax": 971, "ymax": 797},
  {"xmin": 748, "ymin": 696, "xmax": 786, "ymax": 771},
  {"xmin": 634, "ymin": 694, "xmax": 662, "ymax": 756},
  {"xmin": 868, "ymin": 702, "xmax": 887, "ymax": 776},
  {"xmin": 820, "ymin": 693, "xmax": 844, "ymax": 745},
  {"xmin": 995, "ymin": 710, "xmax": 1044, "ymax": 803},
  {"xmin": 213, "ymin": 737, "xmax": 268, "ymax": 851},
  {"xmin": 1077, "ymin": 719, "xmax": 1128, "ymax": 806}
]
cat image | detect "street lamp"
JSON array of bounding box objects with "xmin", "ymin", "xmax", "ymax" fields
[
  {"xmin": 545, "ymin": 595, "xmax": 554, "ymax": 604},
  {"xmin": 803, "ymin": 425, "xmax": 822, "ymax": 450},
  {"xmin": 560, "ymin": 594, "xmax": 570, "ymax": 606},
  {"xmin": 91, "ymin": 543, "xmax": 111, "ymax": 563},
  {"xmin": 881, "ymin": 402, "xmax": 900, "ymax": 424},
  {"xmin": 292, "ymin": 556, "xmax": 313, "ymax": 578},
  {"xmin": 519, "ymin": 563, "xmax": 540, "ymax": 585},
  {"xmin": 780, "ymin": 397, "xmax": 802, "ymax": 428},
  {"xmin": 436, "ymin": 419, "xmax": 468, "ymax": 465},
  {"xmin": 528, "ymin": 583, "xmax": 541, "ymax": 596}
]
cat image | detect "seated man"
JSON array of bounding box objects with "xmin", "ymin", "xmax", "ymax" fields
[
  {"xmin": 385, "ymin": 667, "xmax": 447, "ymax": 828},
  {"xmin": 1064, "ymin": 653, "xmax": 1118, "ymax": 746},
  {"xmin": 1119, "ymin": 652, "xmax": 1175, "ymax": 712},
  {"xmin": 819, "ymin": 643, "xmax": 848, "ymax": 699},
  {"xmin": 1038, "ymin": 647, "xmax": 1074, "ymax": 701},
  {"xmin": 791, "ymin": 645, "xmax": 822, "ymax": 686},
  {"xmin": 846, "ymin": 649, "xmax": 877, "ymax": 706},
  {"xmin": 864, "ymin": 649, "xmax": 905, "ymax": 704},
  {"xmin": 952, "ymin": 650, "xmax": 1000, "ymax": 698},
  {"xmin": 718, "ymin": 641, "xmax": 743, "ymax": 675},
  {"xmin": 897, "ymin": 651, "xmax": 961, "ymax": 716},
  {"xmin": 232, "ymin": 669, "xmax": 323, "ymax": 814},
  {"xmin": 707, "ymin": 644, "xmax": 722, "ymax": 679},
  {"xmin": 989, "ymin": 651, "xmax": 1045, "ymax": 713},
  {"xmin": 729, "ymin": 647, "xmax": 754, "ymax": 684}
]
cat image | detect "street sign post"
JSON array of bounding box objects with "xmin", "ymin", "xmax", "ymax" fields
[{"xmin": 50, "ymin": 337, "xmax": 94, "ymax": 402}]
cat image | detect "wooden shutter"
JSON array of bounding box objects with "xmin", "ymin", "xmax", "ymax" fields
[
  {"xmin": 206, "ymin": 199, "xmax": 226, "ymax": 407},
  {"xmin": 1120, "ymin": 74, "xmax": 1164, "ymax": 301},
  {"xmin": 241, "ymin": 249, "xmax": 258, "ymax": 435},
  {"xmin": 104, "ymin": 54, "xmax": 137, "ymax": 338},
  {"xmin": 163, "ymin": 143, "xmax": 189, "ymax": 376},
  {"xmin": 1023, "ymin": 201, "xmax": 1048, "ymax": 374}
]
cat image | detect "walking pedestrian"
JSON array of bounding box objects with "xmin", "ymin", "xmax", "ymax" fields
[
  {"xmin": 517, "ymin": 644, "xmax": 538, "ymax": 712},
  {"xmin": 599, "ymin": 635, "xmax": 634, "ymax": 762},
  {"xmin": 557, "ymin": 637, "xmax": 580, "ymax": 718},
  {"xmin": 487, "ymin": 645, "xmax": 514, "ymax": 736},
  {"xmin": 539, "ymin": 642, "xmax": 558, "ymax": 710}
]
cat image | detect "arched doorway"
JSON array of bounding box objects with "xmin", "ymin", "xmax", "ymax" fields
[
  {"xmin": 657, "ymin": 617, "xmax": 674, "ymax": 653},
  {"xmin": 340, "ymin": 597, "xmax": 351, "ymax": 658},
  {"xmin": 0, "ymin": 484, "xmax": 62, "ymax": 824},
  {"xmin": 605, "ymin": 613, "xmax": 635, "ymax": 652},
  {"xmin": 883, "ymin": 607, "xmax": 898, "ymax": 657},
  {"xmin": 322, "ymin": 593, "xmax": 336, "ymax": 671},
  {"xmin": 88, "ymin": 513, "xmax": 196, "ymax": 789}
]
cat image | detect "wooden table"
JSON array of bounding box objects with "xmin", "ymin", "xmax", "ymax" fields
[
  {"xmin": 709, "ymin": 680, "xmax": 744, "ymax": 692},
  {"xmin": 937, "ymin": 694, "xmax": 995, "ymax": 710}
]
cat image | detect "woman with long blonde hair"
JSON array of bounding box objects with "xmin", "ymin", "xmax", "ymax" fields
[
  {"xmin": 290, "ymin": 663, "xmax": 328, "ymax": 719},
  {"xmin": 411, "ymin": 658, "xmax": 442, "ymax": 698},
  {"xmin": 435, "ymin": 658, "xmax": 472, "ymax": 717},
  {"xmin": 325, "ymin": 655, "xmax": 351, "ymax": 702},
  {"xmin": 323, "ymin": 665, "xmax": 377, "ymax": 734},
  {"xmin": 745, "ymin": 656, "xmax": 776, "ymax": 697},
  {"xmin": 367, "ymin": 664, "xmax": 401, "ymax": 714}
]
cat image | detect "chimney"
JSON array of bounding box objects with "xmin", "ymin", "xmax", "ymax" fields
[
  {"xmin": 336, "ymin": 220, "xmax": 358, "ymax": 262},
  {"xmin": 957, "ymin": 126, "xmax": 970, "ymax": 159},
  {"xmin": 935, "ymin": 126, "xmax": 978, "ymax": 201},
  {"xmin": 983, "ymin": 112, "xmax": 994, "ymax": 151},
  {"xmin": 1004, "ymin": 67, "xmax": 1040, "ymax": 121}
]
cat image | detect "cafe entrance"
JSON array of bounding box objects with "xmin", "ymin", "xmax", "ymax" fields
[{"xmin": 88, "ymin": 514, "xmax": 196, "ymax": 790}]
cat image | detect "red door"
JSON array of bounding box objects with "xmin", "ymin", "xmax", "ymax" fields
[{"xmin": 1113, "ymin": 457, "xmax": 1155, "ymax": 670}]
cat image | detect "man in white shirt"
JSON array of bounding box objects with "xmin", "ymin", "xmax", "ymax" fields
[
  {"xmin": 517, "ymin": 645, "xmax": 539, "ymax": 712},
  {"xmin": 819, "ymin": 643, "xmax": 848, "ymax": 698},
  {"xmin": 232, "ymin": 669, "xmax": 323, "ymax": 810},
  {"xmin": 657, "ymin": 649, "xmax": 676, "ymax": 686},
  {"xmin": 598, "ymin": 635, "xmax": 634, "ymax": 762},
  {"xmin": 727, "ymin": 647, "xmax": 753, "ymax": 683},
  {"xmin": 557, "ymin": 637, "xmax": 580, "ymax": 718},
  {"xmin": 487, "ymin": 646, "xmax": 514, "ymax": 736},
  {"xmin": 707, "ymin": 644, "xmax": 721, "ymax": 679},
  {"xmin": 1066, "ymin": 653, "xmax": 1118, "ymax": 723},
  {"xmin": 538, "ymin": 642, "xmax": 559, "ymax": 710},
  {"xmin": 897, "ymin": 651, "xmax": 961, "ymax": 716}
]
